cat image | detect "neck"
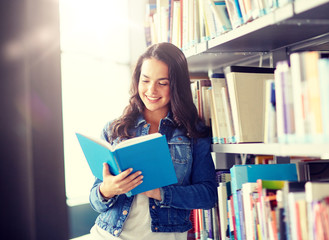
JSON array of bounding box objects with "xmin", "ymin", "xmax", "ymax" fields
[{"xmin": 143, "ymin": 109, "xmax": 168, "ymax": 133}]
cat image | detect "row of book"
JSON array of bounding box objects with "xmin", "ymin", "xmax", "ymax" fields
[
  {"xmin": 189, "ymin": 163, "xmax": 329, "ymax": 240},
  {"xmin": 145, "ymin": 0, "xmax": 294, "ymax": 50},
  {"xmin": 273, "ymin": 52, "xmax": 329, "ymax": 144},
  {"xmin": 191, "ymin": 65, "xmax": 275, "ymax": 144},
  {"xmin": 192, "ymin": 51, "xmax": 329, "ymax": 144}
]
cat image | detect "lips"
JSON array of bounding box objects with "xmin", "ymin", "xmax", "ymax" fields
[{"xmin": 146, "ymin": 96, "xmax": 161, "ymax": 102}]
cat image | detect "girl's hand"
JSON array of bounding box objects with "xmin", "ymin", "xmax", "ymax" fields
[
  {"xmin": 142, "ymin": 188, "xmax": 162, "ymax": 201},
  {"xmin": 99, "ymin": 163, "xmax": 143, "ymax": 199}
]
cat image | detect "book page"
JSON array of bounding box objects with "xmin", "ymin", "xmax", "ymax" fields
[
  {"xmin": 76, "ymin": 132, "xmax": 114, "ymax": 151},
  {"xmin": 115, "ymin": 132, "xmax": 162, "ymax": 150}
]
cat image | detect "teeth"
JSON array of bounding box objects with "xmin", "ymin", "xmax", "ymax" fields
[{"xmin": 147, "ymin": 96, "xmax": 159, "ymax": 100}]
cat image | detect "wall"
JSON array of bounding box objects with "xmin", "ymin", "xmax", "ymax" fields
[{"xmin": 0, "ymin": 0, "xmax": 69, "ymax": 239}]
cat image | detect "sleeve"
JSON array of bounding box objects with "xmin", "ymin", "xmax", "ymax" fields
[
  {"xmin": 155, "ymin": 136, "xmax": 218, "ymax": 210},
  {"xmin": 89, "ymin": 177, "xmax": 119, "ymax": 213},
  {"xmin": 89, "ymin": 121, "xmax": 119, "ymax": 213}
]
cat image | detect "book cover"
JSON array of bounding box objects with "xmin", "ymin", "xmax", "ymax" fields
[
  {"xmin": 304, "ymin": 52, "xmax": 323, "ymax": 143},
  {"xmin": 241, "ymin": 182, "xmax": 258, "ymax": 240},
  {"xmin": 209, "ymin": 88, "xmax": 220, "ymax": 144},
  {"xmin": 256, "ymin": 179, "xmax": 285, "ymax": 240},
  {"xmin": 224, "ymin": 0, "xmax": 243, "ymax": 29},
  {"xmin": 76, "ymin": 132, "xmax": 178, "ymax": 197},
  {"xmin": 221, "ymin": 86, "xmax": 236, "ymax": 143},
  {"xmin": 290, "ymin": 52, "xmax": 307, "ymax": 143},
  {"xmin": 210, "ymin": 73, "xmax": 229, "ymax": 144},
  {"xmin": 305, "ymin": 182, "xmax": 329, "ymax": 240},
  {"xmin": 318, "ymin": 58, "xmax": 329, "ymax": 142},
  {"xmin": 263, "ymin": 78, "xmax": 277, "ymax": 143},
  {"xmin": 218, "ymin": 182, "xmax": 229, "ymax": 239},
  {"xmin": 275, "ymin": 60, "xmax": 295, "ymax": 144},
  {"xmin": 224, "ymin": 66, "xmax": 275, "ymax": 143}
]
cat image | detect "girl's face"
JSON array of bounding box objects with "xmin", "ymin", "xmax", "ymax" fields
[{"xmin": 138, "ymin": 57, "xmax": 171, "ymax": 117}]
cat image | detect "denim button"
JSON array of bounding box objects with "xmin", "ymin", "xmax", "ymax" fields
[
  {"xmin": 143, "ymin": 124, "xmax": 148, "ymax": 128},
  {"xmin": 114, "ymin": 230, "xmax": 119, "ymax": 236},
  {"xmin": 178, "ymin": 137, "xmax": 182, "ymax": 141},
  {"xmin": 123, "ymin": 210, "xmax": 128, "ymax": 215},
  {"xmin": 152, "ymin": 205, "xmax": 156, "ymax": 209}
]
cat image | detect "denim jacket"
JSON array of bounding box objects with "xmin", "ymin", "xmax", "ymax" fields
[{"xmin": 89, "ymin": 113, "xmax": 217, "ymax": 237}]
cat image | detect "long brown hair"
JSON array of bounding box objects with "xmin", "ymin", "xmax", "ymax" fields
[{"xmin": 109, "ymin": 42, "xmax": 209, "ymax": 142}]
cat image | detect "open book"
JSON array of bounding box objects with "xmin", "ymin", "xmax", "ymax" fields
[{"xmin": 76, "ymin": 132, "xmax": 178, "ymax": 197}]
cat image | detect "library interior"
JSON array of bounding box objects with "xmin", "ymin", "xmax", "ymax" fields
[{"xmin": 1, "ymin": 0, "xmax": 329, "ymax": 239}]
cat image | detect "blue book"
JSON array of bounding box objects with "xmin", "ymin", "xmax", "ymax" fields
[
  {"xmin": 230, "ymin": 164, "xmax": 298, "ymax": 240},
  {"xmin": 76, "ymin": 132, "xmax": 178, "ymax": 197}
]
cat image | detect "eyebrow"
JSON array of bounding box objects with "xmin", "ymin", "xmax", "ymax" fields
[{"xmin": 141, "ymin": 74, "xmax": 169, "ymax": 81}]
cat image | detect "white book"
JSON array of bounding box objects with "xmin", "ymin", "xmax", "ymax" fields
[
  {"xmin": 221, "ymin": 86, "xmax": 235, "ymax": 143},
  {"xmin": 224, "ymin": 66, "xmax": 275, "ymax": 143},
  {"xmin": 290, "ymin": 52, "xmax": 307, "ymax": 143},
  {"xmin": 288, "ymin": 192, "xmax": 306, "ymax": 240},
  {"xmin": 210, "ymin": 74, "xmax": 229, "ymax": 143},
  {"xmin": 218, "ymin": 183, "xmax": 228, "ymax": 239},
  {"xmin": 242, "ymin": 182, "xmax": 258, "ymax": 240},
  {"xmin": 305, "ymin": 182, "xmax": 329, "ymax": 240}
]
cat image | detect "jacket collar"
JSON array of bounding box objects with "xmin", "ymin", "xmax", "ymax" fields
[{"xmin": 135, "ymin": 111, "xmax": 175, "ymax": 128}]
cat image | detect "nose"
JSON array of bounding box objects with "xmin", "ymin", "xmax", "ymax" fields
[{"xmin": 147, "ymin": 82, "xmax": 157, "ymax": 94}]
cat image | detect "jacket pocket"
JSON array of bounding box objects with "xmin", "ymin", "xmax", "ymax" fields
[
  {"xmin": 168, "ymin": 136, "xmax": 191, "ymax": 164},
  {"xmin": 168, "ymin": 136, "xmax": 192, "ymax": 184}
]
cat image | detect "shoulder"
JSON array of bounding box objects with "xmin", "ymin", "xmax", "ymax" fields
[
  {"xmin": 101, "ymin": 120, "xmax": 116, "ymax": 142},
  {"xmin": 195, "ymin": 120, "xmax": 211, "ymax": 137}
]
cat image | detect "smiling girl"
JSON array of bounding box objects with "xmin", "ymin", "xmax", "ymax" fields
[{"xmin": 89, "ymin": 42, "xmax": 217, "ymax": 240}]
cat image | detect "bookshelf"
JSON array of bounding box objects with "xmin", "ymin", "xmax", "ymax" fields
[
  {"xmin": 181, "ymin": 0, "xmax": 329, "ymax": 161},
  {"xmin": 186, "ymin": 0, "xmax": 329, "ymax": 73},
  {"xmin": 147, "ymin": 1, "xmax": 329, "ymax": 239}
]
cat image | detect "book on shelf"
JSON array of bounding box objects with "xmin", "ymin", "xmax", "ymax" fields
[
  {"xmin": 210, "ymin": 73, "xmax": 230, "ymax": 144},
  {"xmin": 201, "ymin": 0, "xmax": 219, "ymax": 39},
  {"xmin": 318, "ymin": 58, "xmax": 329, "ymax": 143},
  {"xmin": 256, "ymin": 179, "xmax": 285, "ymax": 240},
  {"xmin": 311, "ymin": 195, "xmax": 329, "ymax": 240},
  {"xmin": 263, "ymin": 78, "xmax": 277, "ymax": 143},
  {"xmin": 217, "ymin": 182, "xmax": 229, "ymax": 240},
  {"xmin": 241, "ymin": 182, "xmax": 258, "ymax": 240},
  {"xmin": 224, "ymin": 65, "xmax": 275, "ymax": 143},
  {"xmin": 304, "ymin": 52, "xmax": 323, "ymax": 143},
  {"xmin": 289, "ymin": 51, "xmax": 326, "ymax": 143},
  {"xmin": 230, "ymin": 164, "xmax": 298, "ymax": 240},
  {"xmin": 170, "ymin": 0, "xmax": 182, "ymax": 48},
  {"xmin": 75, "ymin": 132, "xmax": 178, "ymax": 197},
  {"xmin": 225, "ymin": 0, "xmax": 244, "ymax": 29},
  {"xmin": 305, "ymin": 181, "xmax": 329, "ymax": 240},
  {"xmin": 275, "ymin": 60, "xmax": 295, "ymax": 143},
  {"xmin": 221, "ymin": 85, "xmax": 236, "ymax": 143},
  {"xmin": 209, "ymin": 88, "xmax": 220, "ymax": 144},
  {"xmin": 191, "ymin": 78, "xmax": 212, "ymax": 126},
  {"xmin": 211, "ymin": 206, "xmax": 220, "ymax": 240},
  {"xmin": 156, "ymin": 0, "xmax": 170, "ymax": 43},
  {"xmin": 287, "ymin": 191, "xmax": 307, "ymax": 240},
  {"xmin": 208, "ymin": 0, "xmax": 232, "ymax": 33}
]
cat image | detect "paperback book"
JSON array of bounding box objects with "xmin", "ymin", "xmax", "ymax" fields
[{"xmin": 76, "ymin": 132, "xmax": 178, "ymax": 197}]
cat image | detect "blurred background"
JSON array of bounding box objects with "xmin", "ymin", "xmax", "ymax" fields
[{"xmin": 0, "ymin": 0, "xmax": 148, "ymax": 239}]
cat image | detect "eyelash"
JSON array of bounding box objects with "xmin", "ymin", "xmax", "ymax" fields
[{"xmin": 141, "ymin": 80, "xmax": 169, "ymax": 86}]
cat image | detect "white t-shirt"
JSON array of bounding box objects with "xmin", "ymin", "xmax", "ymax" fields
[{"xmin": 90, "ymin": 194, "xmax": 188, "ymax": 240}]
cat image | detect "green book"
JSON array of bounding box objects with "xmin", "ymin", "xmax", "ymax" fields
[{"xmin": 76, "ymin": 132, "xmax": 178, "ymax": 197}]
